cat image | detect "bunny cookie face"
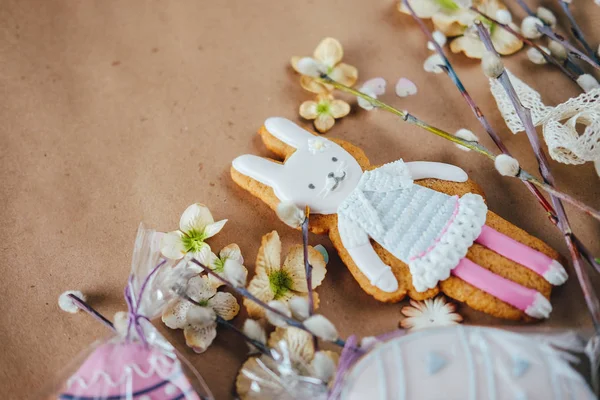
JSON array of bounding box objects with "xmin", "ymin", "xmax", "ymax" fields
[{"xmin": 232, "ymin": 117, "xmax": 363, "ymax": 214}]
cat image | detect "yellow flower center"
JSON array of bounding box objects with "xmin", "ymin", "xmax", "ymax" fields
[
  {"xmin": 269, "ymin": 270, "xmax": 293, "ymax": 300},
  {"xmin": 316, "ymin": 102, "xmax": 331, "ymax": 115}
]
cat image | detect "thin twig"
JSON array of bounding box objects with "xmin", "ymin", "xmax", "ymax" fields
[
  {"xmin": 318, "ymin": 75, "xmax": 600, "ymax": 222},
  {"xmin": 556, "ymin": 0, "xmax": 600, "ymax": 65},
  {"xmin": 476, "ymin": 21, "xmax": 600, "ymax": 333},
  {"xmin": 402, "ymin": 0, "xmax": 599, "ymax": 272},
  {"xmin": 536, "ymin": 24, "xmax": 600, "ymax": 71},
  {"xmin": 514, "ymin": 0, "xmax": 535, "ymax": 16},
  {"xmin": 471, "ymin": 7, "xmax": 579, "ymax": 82},
  {"xmin": 302, "ymin": 209, "xmax": 314, "ymax": 315},
  {"xmin": 68, "ymin": 294, "xmax": 115, "ymax": 330}
]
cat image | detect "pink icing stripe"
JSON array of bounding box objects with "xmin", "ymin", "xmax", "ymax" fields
[
  {"xmin": 475, "ymin": 225, "xmax": 553, "ymax": 277},
  {"xmin": 409, "ymin": 196, "xmax": 460, "ymax": 261},
  {"xmin": 451, "ymin": 258, "xmax": 536, "ymax": 312}
]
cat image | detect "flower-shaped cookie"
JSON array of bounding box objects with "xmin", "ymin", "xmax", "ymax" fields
[
  {"xmin": 291, "ymin": 37, "xmax": 358, "ymax": 93},
  {"xmin": 236, "ymin": 327, "xmax": 338, "ymax": 399},
  {"xmin": 245, "ymin": 231, "xmax": 326, "ymax": 319},
  {"xmin": 160, "ymin": 203, "xmax": 227, "ymax": 260},
  {"xmin": 162, "ymin": 275, "xmax": 239, "ymax": 353},
  {"xmin": 299, "ymin": 93, "xmax": 350, "ymax": 133},
  {"xmin": 399, "ymin": 296, "xmax": 462, "ymax": 332}
]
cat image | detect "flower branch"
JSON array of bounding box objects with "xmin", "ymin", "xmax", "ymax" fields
[
  {"xmin": 476, "ymin": 21, "xmax": 600, "ymax": 333},
  {"xmin": 316, "ymin": 74, "xmax": 600, "ymax": 222},
  {"xmin": 470, "ymin": 7, "xmax": 579, "ymax": 82},
  {"xmin": 535, "ymin": 24, "xmax": 600, "ymax": 71},
  {"xmin": 556, "ymin": 0, "xmax": 600, "ymax": 65}
]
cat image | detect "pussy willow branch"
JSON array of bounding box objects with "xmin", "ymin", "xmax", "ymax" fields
[
  {"xmin": 536, "ymin": 25, "xmax": 600, "ymax": 71},
  {"xmin": 470, "ymin": 7, "xmax": 579, "ymax": 82},
  {"xmin": 403, "ymin": 0, "xmax": 599, "ymax": 272},
  {"xmin": 318, "ymin": 75, "xmax": 600, "ymax": 222},
  {"xmin": 188, "ymin": 257, "xmax": 346, "ymax": 348},
  {"xmin": 556, "ymin": 0, "xmax": 600, "ymax": 65},
  {"xmin": 477, "ymin": 21, "xmax": 600, "ymax": 333},
  {"xmin": 68, "ymin": 293, "xmax": 115, "ymax": 330},
  {"xmin": 302, "ymin": 209, "xmax": 314, "ymax": 316}
]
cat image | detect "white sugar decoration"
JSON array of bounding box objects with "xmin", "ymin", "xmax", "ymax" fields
[
  {"xmin": 58, "ymin": 290, "xmax": 85, "ymax": 314},
  {"xmin": 395, "ymin": 77, "xmax": 418, "ymax": 98},
  {"xmin": 307, "ymin": 138, "xmax": 331, "ymax": 154},
  {"xmin": 494, "ymin": 154, "xmax": 520, "ymax": 177}
]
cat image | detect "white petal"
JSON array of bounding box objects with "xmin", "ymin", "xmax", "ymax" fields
[
  {"xmin": 395, "ymin": 78, "xmax": 418, "ymax": 97},
  {"xmin": 179, "ymin": 203, "xmax": 215, "ymax": 233},
  {"xmin": 162, "ymin": 300, "xmax": 191, "ymax": 329},
  {"xmin": 360, "ymin": 77, "xmax": 386, "ymax": 96},
  {"xmin": 423, "ymin": 54, "xmax": 445, "ymax": 74},
  {"xmin": 220, "ymin": 243, "xmax": 243, "ymax": 263},
  {"xmin": 208, "ymin": 292, "xmax": 240, "ymax": 320},
  {"xmin": 184, "ymin": 322, "xmax": 217, "ymax": 353},
  {"xmin": 203, "ymin": 219, "xmax": 227, "ymax": 239},
  {"xmin": 160, "ymin": 231, "xmax": 186, "ymax": 260},
  {"xmin": 187, "ymin": 275, "xmax": 217, "ymax": 302},
  {"xmin": 313, "ymin": 37, "xmax": 344, "ymax": 67}
]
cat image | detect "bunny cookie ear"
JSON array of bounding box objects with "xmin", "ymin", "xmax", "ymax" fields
[
  {"xmin": 264, "ymin": 117, "xmax": 316, "ymax": 149},
  {"xmin": 232, "ymin": 155, "xmax": 283, "ymax": 188}
]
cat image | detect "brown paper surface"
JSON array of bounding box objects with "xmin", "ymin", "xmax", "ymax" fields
[{"xmin": 1, "ymin": 1, "xmax": 599, "ymax": 398}]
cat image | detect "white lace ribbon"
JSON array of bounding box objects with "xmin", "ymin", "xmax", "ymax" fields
[{"xmin": 489, "ymin": 70, "xmax": 600, "ymax": 167}]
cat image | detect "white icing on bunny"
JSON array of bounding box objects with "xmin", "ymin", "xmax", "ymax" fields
[{"xmin": 232, "ymin": 118, "xmax": 475, "ymax": 293}]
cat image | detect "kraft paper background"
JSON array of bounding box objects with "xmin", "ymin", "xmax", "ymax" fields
[{"xmin": 1, "ymin": 1, "xmax": 599, "ymax": 398}]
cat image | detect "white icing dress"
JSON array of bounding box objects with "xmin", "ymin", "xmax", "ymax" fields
[{"xmin": 337, "ymin": 160, "xmax": 488, "ymax": 292}]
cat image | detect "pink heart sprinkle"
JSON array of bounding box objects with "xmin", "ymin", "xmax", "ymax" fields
[{"xmin": 395, "ymin": 78, "xmax": 418, "ymax": 97}]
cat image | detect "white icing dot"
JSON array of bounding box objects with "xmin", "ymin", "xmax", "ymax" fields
[{"xmin": 165, "ymin": 383, "xmax": 177, "ymax": 395}]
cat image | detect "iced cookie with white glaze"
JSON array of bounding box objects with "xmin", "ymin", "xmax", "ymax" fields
[
  {"xmin": 340, "ymin": 326, "xmax": 595, "ymax": 400},
  {"xmin": 231, "ymin": 117, "xmax": 567, "ymax": 321}
]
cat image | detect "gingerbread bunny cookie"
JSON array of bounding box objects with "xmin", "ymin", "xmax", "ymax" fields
[{"xmin": 231, "ymin": 117, "xmax": 567, "ymax": 321}]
